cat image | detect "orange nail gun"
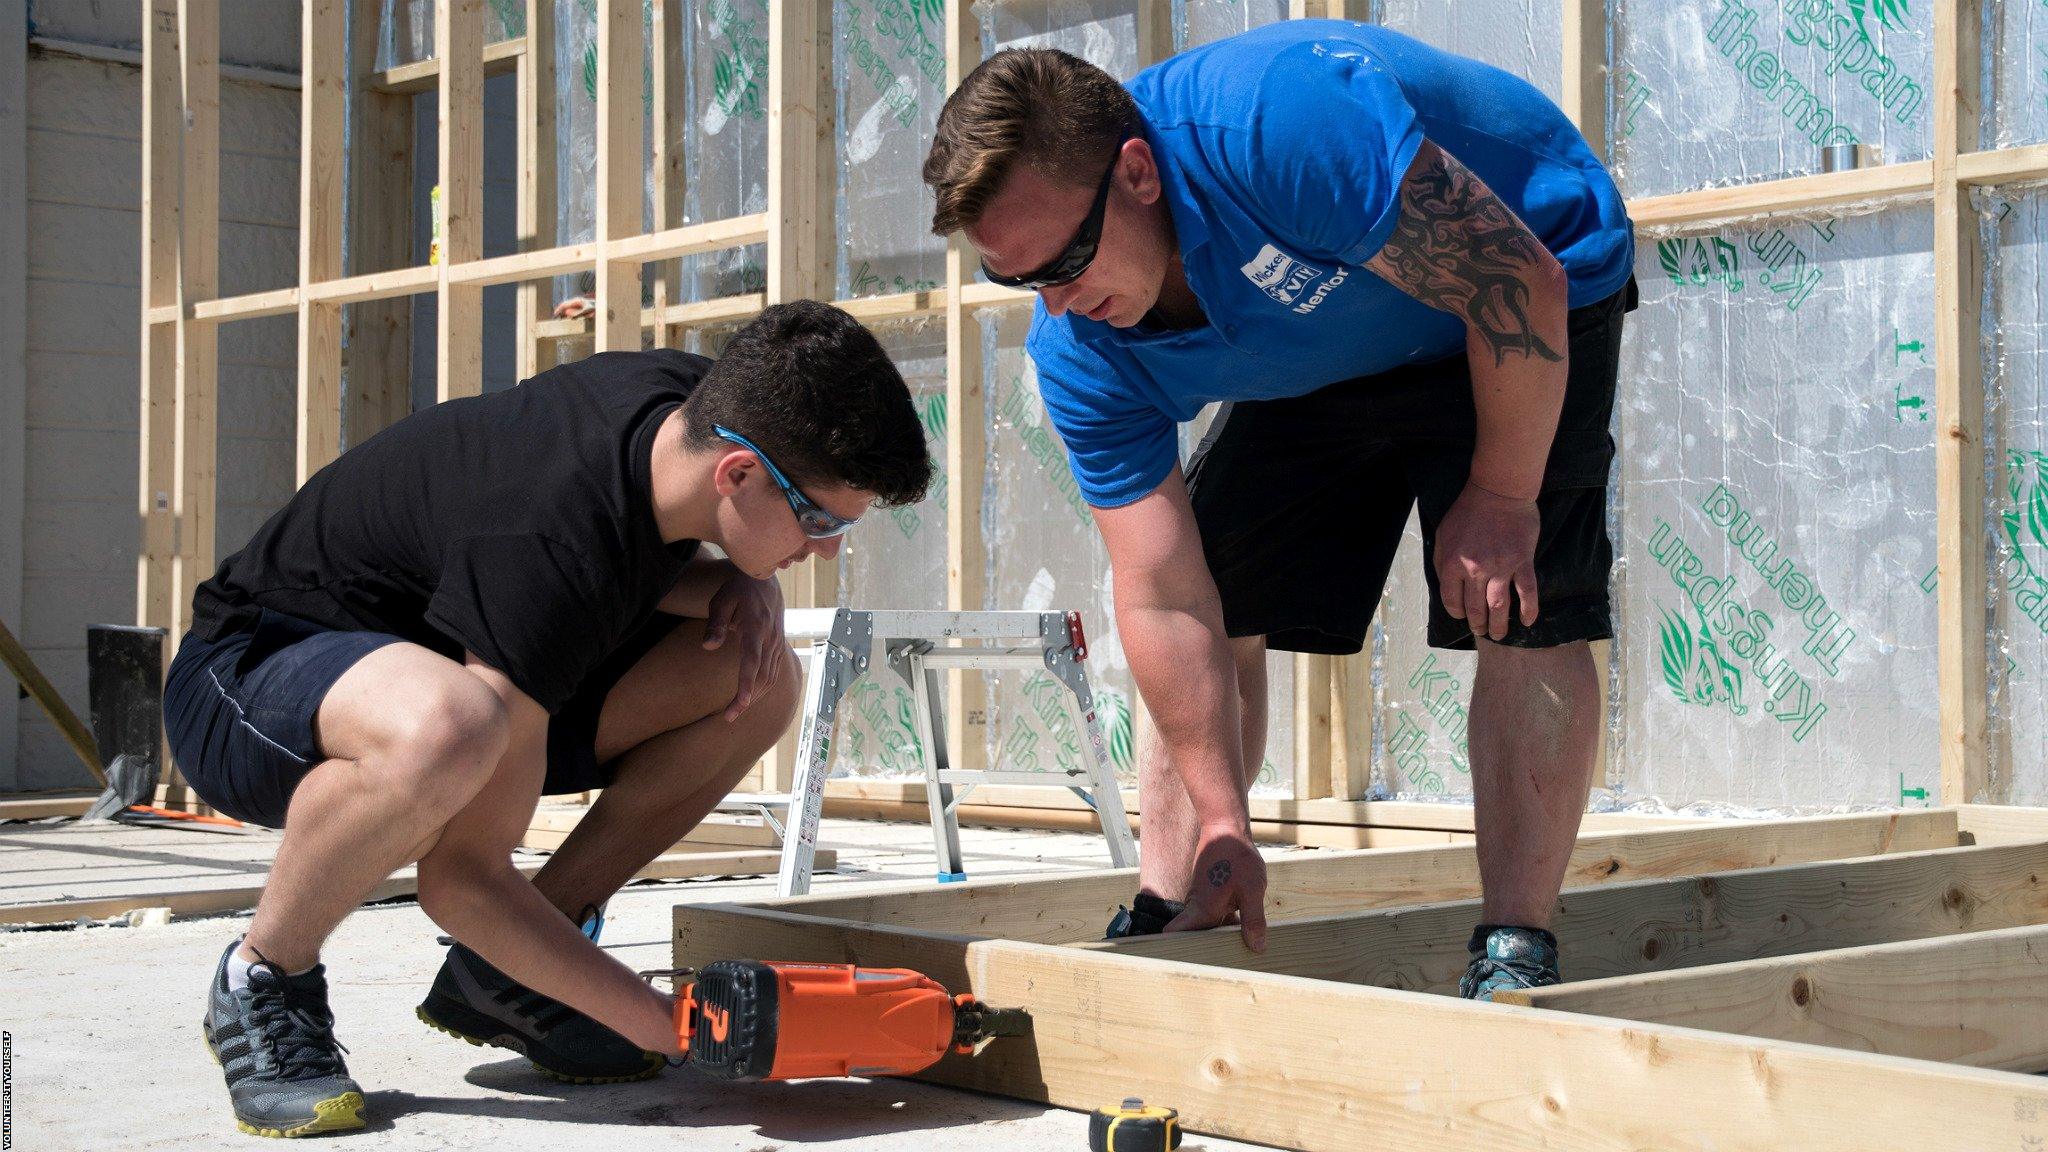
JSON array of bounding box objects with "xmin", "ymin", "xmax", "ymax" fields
[{"xmin": 658, "ymin": 960, "xmax": 1031, "ymax": 1082}]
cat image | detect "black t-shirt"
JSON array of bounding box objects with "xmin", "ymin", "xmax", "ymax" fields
[{"xmin": 192, "ymin": 349, "xmax": 707, "ymax": 713}]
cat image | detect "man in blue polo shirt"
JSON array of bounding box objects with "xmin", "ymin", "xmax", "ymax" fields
[{"xmin": 923, "ymin": 20, "xmax": 1635, "ymax": 998}]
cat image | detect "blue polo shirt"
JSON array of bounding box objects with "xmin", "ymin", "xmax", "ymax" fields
[{"xmin": 1026, "ymin": 20, "xmax": 1635, "ymax": 509}]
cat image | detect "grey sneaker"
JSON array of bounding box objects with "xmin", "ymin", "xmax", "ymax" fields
[
  {"xmin": 202, "ymin": 940, "xmax": 366, "ymax": 1138},
  {"xmin": 417, "ymin": 941, "xmax": 663, "ymax": 1084},
  {"xmin": 1459, "ymin": 925, "xmax": 1561, "ymax": 1000}
]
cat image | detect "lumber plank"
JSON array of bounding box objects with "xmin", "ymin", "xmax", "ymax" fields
[
  {"xmin": 0, "ymin": 794, "xmax": 97, "ymax": 821},
  {"xmin": 434, "ymin": 0, "xmax": 484, "ymax": 400},
  {"xmin": 514, "ymin": 0, "xmax": 556, "ymax": 378},
  {"xmin": 593, "ymin": 0, "xmax": 643, "ymax": 355},
  {"xmin": 345, "ymin": 0, "xmax": 415, "ymax": 445},
  {"xmin": 1934, "ymin": 0, "xmax": 1988, "ymax": 802},
  {"xmin": 1087, "ymin": 839, "xmax": 2048, "ymax": 993},
  {"xmin": 0, "ymin": 850, "xmax": 789, "ymax": 927},
  {"xmin": 139, "ymin": 0, "xmax": 181, "ymax": 639},
  {"xmin": 943, "ymin": 0, "xmax": 987, "ymax": 778},
  {"xmin": 1960, "ymin": 804, "xmax": 2048, "ymax": 845},
  {"xmin": 1496, "ymin": 922, "xmax": 2048, "ymax": 1073},
  {"xmin": 751, "ymin": 810, "xmax": 1956, "ymax": 944},
  {"xmin": 672, "ymin": 906, "xmax": 2048, "ymax": 1152},
  {"xmin": 296, "ymin": 0, "xmax": 345, "ymax": 484}
]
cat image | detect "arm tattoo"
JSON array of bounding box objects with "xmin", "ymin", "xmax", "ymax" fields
[
  {"xmin": 1367, "ymin": 142, "xmax": 1565, "ymax": 367},
  {"xmin": 1207, "ymin": 859, "xmax": 1232, "ymax": 889}
]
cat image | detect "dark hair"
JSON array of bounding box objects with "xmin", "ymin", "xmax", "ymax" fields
[
  {"xmin": 923, "ymin": 47, "xmax": 1139, "ymax": 235},
  {"xmin": 683, "ymin": 301, "xmax": 933, "ymax": 508}
]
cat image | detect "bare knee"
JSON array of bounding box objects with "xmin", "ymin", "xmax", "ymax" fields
[
  {"xmin": 734, "ymin": 648, "xmax": 803, "ymax": 753},
  {"xmin": 379, "ymin": 675, "xmax": 510, "ymax": 816}
]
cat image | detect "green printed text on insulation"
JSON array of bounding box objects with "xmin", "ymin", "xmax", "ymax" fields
[
  {"xmin": 1000, "ymin": 376, "xmax": 1091, "ymax": 527},
  {"xmin": 1709, "ymin": 0, "xmax": 1926, "ymax": 147}
]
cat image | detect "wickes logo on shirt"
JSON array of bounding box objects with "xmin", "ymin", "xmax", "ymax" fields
[{"xmin": 1239, "ymin": 242, "xmax": 1346, "ymax": 314}]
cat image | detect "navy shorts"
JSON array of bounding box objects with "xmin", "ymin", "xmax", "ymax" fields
[
  {"xmin": 163, "ymin": 608, "xmax": 684, "ymax": 827},
  {"xmin": 1185, "ymin": 278, "xmax": 1636, "ymax": 656}
]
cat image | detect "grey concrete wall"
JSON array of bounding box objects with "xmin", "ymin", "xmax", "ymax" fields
[
  {"xmin": 16, "ymin": 51, "xmax": 304, "ymax": 790},
  {"xmin": 3, "ymin": 4, "xmax": 28, "ymax": 787},
  {"xmin": 6, "ymin": 4, "xmax": 523, "ymax": 789}
]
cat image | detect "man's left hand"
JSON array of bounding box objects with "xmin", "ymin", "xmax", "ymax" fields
[
  {"xmin": 703, "ymin": 571, "xmax": 786, "ymax": 722},
  {"xmin": 1434, "ymin": 481, "xmax": 1541, "ymax": 642}
]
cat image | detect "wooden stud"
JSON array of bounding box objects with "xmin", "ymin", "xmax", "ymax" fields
[
  {"xmin": 1934, "ymin": 0, "xmax": 1988, "ymax": 803},
  {"xmin": 1089, "ymin": 841, "xmax": 2048, "ymax": 992},
  {"xmin": 945, "ymin": 0, "xmax": 989, "ymax": 776},
  {"xmin": 1561, "ymin": 0, "xmax": 1606, "ymax": 161},
  {"xmin": 297, "ymin": 0, "xmax": 346, "ymax": 485},
  {"xmin": 345, "ymin": 0, "xmax": 416, "ymax": 446},
  {"xmin": 1329, "ymin": 652, "xmax": 1372, "ymax": 799},
  {"xmin": 673, "ymin": 910, "xmax": 2048, "ymax": 1152},
  {"xmin": 515, "ymin": 0, "xmax": 558, "ymax": 380},
  {"xmin": 435, "ymin": 0, "xmax": 485, "ymax": 401},
  {"xmin": 364, "ymin": 35, "xmax": 524, "ymax": 95},
  {"xmin": 166, "ymin": 1, "xmax": 220, "ymax": 770},
  {"xmin": 139, "ymin": 0, "xmax": 182, "ymax": 639},
  {"xmin": 650, "ymin": 0, "xmax": 685, "ymax": 350},
  {"xmin": 1293, "ymin": 653, "xmax": 1334, "ymax": 798},
  {"xmin": 594, "ymin": 0, "xmax": 645, "ymax": 354},
  {"xmin": 1498, "ymin": 922, "xmax": 2048, "ymax": 1073}
]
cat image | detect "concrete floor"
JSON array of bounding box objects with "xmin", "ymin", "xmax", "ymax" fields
[{"xmin": 0, "ymin": 815, "xmax": 1275, "ymax": 1152}]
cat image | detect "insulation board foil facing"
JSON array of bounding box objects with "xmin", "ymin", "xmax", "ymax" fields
[
  {"xmin": 833, "ymin": 0, "xmax": 948, "ymax": 299},
  {"xmin": 678, "ymin": 0, "xmax": 769, "ymax": 300},
  {"xmin": 1614, "ymin": 207, "xmax": 1938, "ymax": 810},
  {"xmin": 1990, "ymin": 0, "xmax": 2048, "ymax": 150},
  {"xmin": 1609, "ymin": 0, "xmax": 1933, "ymax": 198},
  {"xmin": 830, "ymin": 318, "xmax": 951, "ymax": 778},
  {"xmin": 1174, "ymin": 0, "xmax": 1290, "ymax": 51},
  {"xmin": 375, "ymin": 0, "xmax": 524, "ymax": 69},
  {"xmin": 978, "ymin": 307, "xmax": 1294, "ymax": 793},
  {"xmin": 1373, "ymin": 514, "xmax": 1477, "ymax": 799},
  {"xmin": 1379, "ymin": 0, "xmax": 1562, "ymax": 104},
  {"xmin": 1985, "ymin": 188, "xmax": 2048, "ymax": 805}
]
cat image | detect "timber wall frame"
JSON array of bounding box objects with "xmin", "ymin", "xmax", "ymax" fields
[
  {"xmin": 137, "ymin": 0, "xmax": 2043, "ymax": 808},
  {"xmin": 674, "ymin": 807, "xmax": 2048, "ymax": 1151}
]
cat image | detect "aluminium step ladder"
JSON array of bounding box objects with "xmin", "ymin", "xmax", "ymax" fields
[{"xmin": 744, "ymin": 608, "xmax": 1139, "ymax": 897}]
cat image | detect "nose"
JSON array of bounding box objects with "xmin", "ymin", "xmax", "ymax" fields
[
  {"xmin": 811, "ymin": 535, "xmax": 846, "ymax": 561},
  {"xmin": 1039, "ymin": 280, "xmax": 1081, "ymax": 317}
]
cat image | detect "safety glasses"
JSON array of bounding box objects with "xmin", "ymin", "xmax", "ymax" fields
[
  {"xmin": 978, "ymin": 134, "xmax": 1129, "ymax": 291},
  {"xmin": 711, "ymin": 425, "xmax": 861, "ymax": 539}
]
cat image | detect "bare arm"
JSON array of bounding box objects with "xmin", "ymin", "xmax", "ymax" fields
[
  {"xmin": 657, "ymin": 552, "xmax": 742, "ymax": 618},
  {"xmin": 1365, "ymin": 140, "xmax": 1570, "ymax": 637},
  {"xmin": 1365, "ymin": 138, "xmax": 1569, "ymax": 501},
  {"xmin": 1094, "ymin": 468, "xmax": 1267, "ymax": 947}
]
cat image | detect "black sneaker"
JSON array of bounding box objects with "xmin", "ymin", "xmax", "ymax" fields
[
  {"xmin": 1459, "ymin": 925, "xmax": 1562, "ymax": 1000},
  {"xmin": 202, "ymin": 940, "xmax": 366, "ymax": 1138},
  {"xmin": 417, "ymin": 941, "xmax": 663, "ymax": 1084},
  {"xmin": 1104, "ymin": 892, "xmax": 1185, "ymax": 940}
]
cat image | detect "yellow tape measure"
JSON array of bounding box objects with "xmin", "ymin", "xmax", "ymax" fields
[{"xmin": 1088, "ymin": 1098, "xmax": 1182, "ymax": 1152}]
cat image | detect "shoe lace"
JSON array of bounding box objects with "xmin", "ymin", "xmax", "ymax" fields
[
  {"xmin": 246, "ymin": 965, "xmax": 349, "ymax": 1080},
  {"xmin": 1464, "ymin": 952, "xmax": 1550, "ymax": 993}
]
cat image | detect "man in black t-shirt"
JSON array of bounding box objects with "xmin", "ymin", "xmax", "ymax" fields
[{"xmin": 165, "ymin": 302, "xmax": 932, "ymax": 1138}]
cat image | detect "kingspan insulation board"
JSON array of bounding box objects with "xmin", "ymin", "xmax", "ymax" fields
[{"xmin": 1612, "ymin": 206, "xmax": 1939, "ymax": 811}]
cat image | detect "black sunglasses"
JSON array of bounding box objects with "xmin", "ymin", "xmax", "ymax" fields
[
  {"xmin": 979, "ymin": 133, "xmax": 1131, "ymax": 291},
  {"xmin": 712, "ymin": 425, "xmax": 861, "ymax": 540}
]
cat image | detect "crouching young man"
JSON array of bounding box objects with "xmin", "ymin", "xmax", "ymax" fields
[{"xmin": 163, "ymin": 301, "xmax": 931, "ymax": 1137}]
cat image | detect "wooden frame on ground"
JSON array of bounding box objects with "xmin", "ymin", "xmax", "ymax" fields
[{"xmin": 673, "ymin": 808, "xmax": 2048, "ymax": 1151}]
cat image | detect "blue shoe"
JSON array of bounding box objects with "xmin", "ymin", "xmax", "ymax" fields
[
  {"xmin": 1104, "ymin": 892, "xmax": 1184, "ymax": 940},
  {"xmin": 1459, "ymin": 925, "xmax": 1560, "ymax": 1000}
]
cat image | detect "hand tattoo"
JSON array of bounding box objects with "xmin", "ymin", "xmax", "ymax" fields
[
  {"xmin": 1367, "ymin": 142, "xmax": 1565, "ymax": 368},
  {"xmin": 1207, "ymin": 859, "xmax": 1232, "ymax": 888}
]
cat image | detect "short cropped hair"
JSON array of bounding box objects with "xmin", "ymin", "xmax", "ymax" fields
[
  {"xmin": 923, "ymin": 48, "xmax": 1139, "ymax": 235},
  {"xmin": 683, "ymin": 301, "xmax": 933, "ymax": 508}
]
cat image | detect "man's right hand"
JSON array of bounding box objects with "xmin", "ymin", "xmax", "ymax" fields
[{"xmin": 1163, "ymin": 825, "xmax": 1268, "ymax": 951}]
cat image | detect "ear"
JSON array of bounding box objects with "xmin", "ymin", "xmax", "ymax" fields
[
  {"xmin": 1120, "ymin": 137, "xmax": 1163, "ymax": 206},
  {"xmin": 710, "ymin": 449, "xmax": 757, "ymax": 499}
]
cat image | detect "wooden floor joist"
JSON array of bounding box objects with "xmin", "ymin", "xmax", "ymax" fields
[
  {"xmin": 748, "ymin": 810, "xmax": 1956, "ymax": 945},
  {"xmin": 1495, "ymin": 922, "xmax": 2048, "ymax": 1073},
  {"xmin": 672, "ymin": 903, "xmax": 2048, "ymax": 1152},
  {"xmin": 1084, "ymin": 839, "xmax": 2048, "ymax": 991}
]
